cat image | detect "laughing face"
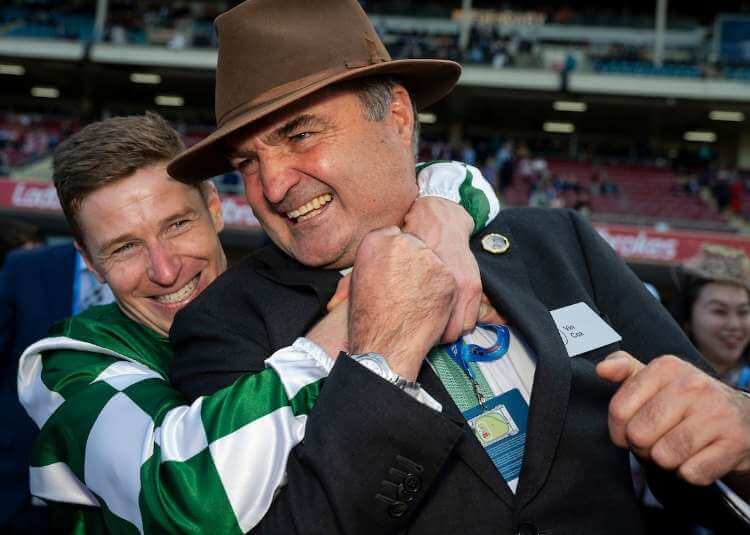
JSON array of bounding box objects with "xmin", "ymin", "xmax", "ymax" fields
[
  {"xmin": 76, "ymin": 162, "xmax": 227, "ymax": 337},
  {"xmin": 227, "ymin": 85, "xmax": 418, "ymax": 269},
  {"xmin": 689, "ymin": 281, "xmax": 750, "ymax": 375}
]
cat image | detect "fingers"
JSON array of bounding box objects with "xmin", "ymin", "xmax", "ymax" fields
[
  {"xmin": 596, "ymin": 350, "xmax": 644, "ymax": 384},
  {"xmin": 648, "ymin": 415, "xmax": 719, "ymax": 472},
  {"xmin": 603, "ymin": 354, "xmax": 677, "ymax": 448},
  {"xmin": 327, "ymin": 274, "xmax": 351, "ymax": 312},
  {"xmin": 440, "ymin": 272, "xmax": 482, "ymax": 343},
  {"xmin": 624, "ymin": 380, "xmax": 706, "ymax": 461},
  {"xmin": 677, "ymin": 440, "xmax": 743, "ymax": 486},
  {"xmin": 600, "ymin": 353, "xmax": 750, "ymax": 486},
  {"xmin": 462, "ymin": 290, "xmax": 482, "ymax": 334},
  {"xmin": 478, "ymin": 293, "xmax": 506, "ymax": 325}
]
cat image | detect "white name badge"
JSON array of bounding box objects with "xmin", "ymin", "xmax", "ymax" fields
[{"xmin": 550, "ymin": 302, "xmax": 622, "ymax": 358}]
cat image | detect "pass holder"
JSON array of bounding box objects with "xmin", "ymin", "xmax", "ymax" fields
[
  {"xmin": 445, "ymin": 323, "xmax": 510, "ymax": 408},
  {"xmin": 463, "ymin": 388, "xmax": 529, "ymax": 487}
]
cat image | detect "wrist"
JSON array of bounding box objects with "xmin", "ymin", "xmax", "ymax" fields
[
  {"xmin": 349, "ymin": 340, "xmax": 422, "ymax": 381},
  {"xmin": 349, "ymin": 352, "xmax": 421, "ymax": 393}
]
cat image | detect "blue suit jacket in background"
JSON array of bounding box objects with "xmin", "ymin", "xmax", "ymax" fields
[{"xmin": 0, "ymin": 242, "xmax": 76, "ymax": 528}]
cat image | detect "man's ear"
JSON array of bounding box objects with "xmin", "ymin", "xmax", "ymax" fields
[
  {"xmin": 389, "ymin": 85, "xmax": 416, "ymax": 147},
  {"xmin": 74, "ymin": 241, "xmax": 106, "ymax": 283},
  {"xmin": 203, "ymin": 181, "xmax": 225, "ymax": 233}
]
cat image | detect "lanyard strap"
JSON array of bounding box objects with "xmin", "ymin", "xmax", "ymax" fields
[
  {"xmin": 444, "ymin": 324, "xmax": 510, "ymax": 406},
  {"xmin": 737, "ymin": 366, "xmax": 750, "ymax": 389}
]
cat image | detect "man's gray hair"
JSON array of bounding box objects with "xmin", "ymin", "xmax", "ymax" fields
[{"xmin": 344, "ymin": 76, "xmax": 421, "ymax": 158}]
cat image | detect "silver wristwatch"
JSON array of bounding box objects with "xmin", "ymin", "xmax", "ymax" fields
[{"xmin": 350, "ymin": 352, "xmax": 420, "ymax": 394}]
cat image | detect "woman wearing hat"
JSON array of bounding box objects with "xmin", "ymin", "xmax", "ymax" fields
[{"xmin": 673, "ymin": 244, "xmax": 750, "ymax": 389}]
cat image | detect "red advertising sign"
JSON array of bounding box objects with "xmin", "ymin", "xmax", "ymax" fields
[
  {"xmin": 0, "ymin": 179, "xmax": 61, "ymax": 211},
  {"xmin": 0, "ymin": 178, "xmax": 260, "ymax": 229},
  {"xmin": 593, "ymin": 223, "xmax": 750, "ymax": 264}
]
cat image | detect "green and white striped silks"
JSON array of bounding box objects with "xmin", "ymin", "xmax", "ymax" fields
[{"xmin": 19, "ymin": 304, "xmax": 329, "ymax": 534}]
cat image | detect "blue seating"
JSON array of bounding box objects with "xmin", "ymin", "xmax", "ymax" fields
[{"xmin": 593, "ymin": 59, "xmax": 701, "ymax": 78}]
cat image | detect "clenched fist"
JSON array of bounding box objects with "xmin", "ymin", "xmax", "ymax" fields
[{"xmin": 348, "ymin": 226, "xmax": 457, "ymax": 381}]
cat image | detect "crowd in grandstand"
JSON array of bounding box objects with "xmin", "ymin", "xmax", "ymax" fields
[
  {"xmin": 2, "ymin": 1, "xmax": 749, "ymax": 80},
  {"xmin": 0, "ymin": 113, "xmax": 79, "ymax": 173}
]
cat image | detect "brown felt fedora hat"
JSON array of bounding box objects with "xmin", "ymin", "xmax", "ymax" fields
[{"xmin": 168, "ymin": 0, "xmax": 461, "ymax": 182}]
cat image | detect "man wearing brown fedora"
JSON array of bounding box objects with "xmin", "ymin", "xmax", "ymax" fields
[{"xmin": 168, "ymin": 0, "xmax": 750, "ymax": 533}]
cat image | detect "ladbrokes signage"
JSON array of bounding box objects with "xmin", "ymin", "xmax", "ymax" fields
[
  {"xmin": 2, "ymin": 180, "xmax": 61, "ymax": 211},
  {"xmin": 0, "ymin": 178, "xmax": 259, "ymax": 227},
  {"xmin": 594, "ymin": 223, "xmax": 750, "ymax": 263}
]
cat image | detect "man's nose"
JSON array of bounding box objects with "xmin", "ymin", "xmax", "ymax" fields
[
  {"xmin": 259, "ymin": 155, "xmax": 301, "ymax": 205},
  {"xmin": 146, "ymin": 241, "xmax": 181, "ymax": 287}
]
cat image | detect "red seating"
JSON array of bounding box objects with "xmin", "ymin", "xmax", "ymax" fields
[{"xmin": 508, "ymin": 159, "xmax": 728, "ymax": 231}]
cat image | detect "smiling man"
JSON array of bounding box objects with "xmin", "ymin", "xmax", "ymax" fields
[{"xmin": 17, "ymin": 112, "xmax": 499, "ymax": 533}]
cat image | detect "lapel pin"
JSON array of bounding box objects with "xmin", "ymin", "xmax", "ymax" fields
[{"xmin": 481, "ymin": 233, "xmax": 510, "ymax": 254}]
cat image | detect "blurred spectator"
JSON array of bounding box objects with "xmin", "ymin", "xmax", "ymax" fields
[
  {"xmin": 712, "ymin": 170, "xmax": 732, "ymax": 213},
  {"xmin": 0, "ymin": 112, "xmax": 78, "ymax": 170},
  {"xmin": 673, "ymin": 244, "xmax": 750, "ymax": 388},
  {"xmin": 729, "ymin": 172, "xmax": 743, "ymax": 215},
  {"xmin": 497, "ymin": 141, "xmax": 515, "ymax": 192},
  {"xmin": 0, "ymin": 219, "xmax": 40, "ymax": 265},
  {"xmin": 573, "ymin": 190, "xmax": 592, "ymax": 217},
  {"xmin": 528, "ymin": 175, "xmax": 557, "ymax": 207},
  {"xmin": 638, "ymin": 244, "xmax": 750, "ymax": 534},
  {"xmin": 481, "ymin": 155, "xmax": 499, "ymax": 192}
]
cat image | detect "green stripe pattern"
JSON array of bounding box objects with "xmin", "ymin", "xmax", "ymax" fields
[{"xmin": 20, "ymin": 304, "xmax": 325, "ymax": 534}]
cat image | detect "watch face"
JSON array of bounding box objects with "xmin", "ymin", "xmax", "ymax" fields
[{"xmin": 357, "ymin": 356, "xmax": 386, "ymax": 375}]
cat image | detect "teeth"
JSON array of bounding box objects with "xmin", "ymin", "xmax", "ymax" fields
[
  {"xmin": 287, "ymin": 194, "xmax": 332, "ymax": 219},
  {"xmin": 156, "ymin": 275, "xmax": 199, "ymax": 305}
]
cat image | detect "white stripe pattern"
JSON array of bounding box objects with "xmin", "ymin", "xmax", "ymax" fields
[
  {"xmin": 417, "ymin": 161, "xmax": 501, "ymax": 221},
  {"xmin": 18, "ymin": 336, "xmax": 159, "ymax": 429},
  {"xmin": 154, "ymin": 400, "xmax": 209, "ymax": 463},
  {"xmin": 85, "ymin": 393, "xmax": 154, "ymax": 534},
  {"xmin": 18, "ymin": 350, "xmax": 64, "ymax": 429},
  {"xmin": 29, "ymin": 463, "xmax": 100, "ymax": 507},
  {"xmin": 209, "ymin": 406, "xmax": 307, "ymax": 533},
  {"xmin": 265, "ymin": 337, "xmax": 332, "ymax": 400},
  {"xmin": 94, "ymin": 361, "xmax": 163, "ymax": 391}
]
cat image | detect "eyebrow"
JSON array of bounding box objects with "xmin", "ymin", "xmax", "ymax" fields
[
  {"xmin": 97, "ymin": 208, "xmax": 198, "ymax": 256},
  {"xmin": 705, "ymin": 299, "xmax": 750, "ymax": 308},
  {"xmin": 227, "ymin": 113, "xmax": 327, "ymax": 161},
  {"xmin": 268, "ymin": 114, "xmax": 321, "ymax": 143}
]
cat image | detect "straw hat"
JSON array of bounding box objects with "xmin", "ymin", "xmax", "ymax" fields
[
  {"xmin": 682, "ymin": 244, "xmax": 750, "ymax": 291},
  {"xmin": 168, "ymin": 0, "xmax": 461, "ymax": 182}
]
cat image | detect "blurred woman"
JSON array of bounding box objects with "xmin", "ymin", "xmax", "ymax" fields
[{"xmin": 673, "ymin": 244, "xmax": 750, "ymax": 388}]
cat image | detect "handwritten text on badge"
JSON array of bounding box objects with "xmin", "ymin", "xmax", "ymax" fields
[{"xmin": 550, "ymin": 302, "xmax": 622, "ymax": 357}]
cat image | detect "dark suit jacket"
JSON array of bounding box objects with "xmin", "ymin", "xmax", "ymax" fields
[
  {"xmin": 171, "ymin": 208, "xmax": 745, "ymax": 534},
  {"xmin": 0, "ymin": 242, "xmax": 75, "ymax": 525}
]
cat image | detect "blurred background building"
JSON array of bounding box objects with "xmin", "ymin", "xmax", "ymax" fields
[{"xmin": 2, "ymin": 0, "xmax": 750, "ymax": 299}]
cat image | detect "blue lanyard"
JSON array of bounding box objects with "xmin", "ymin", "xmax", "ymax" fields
[
  {"xmin": 444, "ymin": 323, "xmax": 510, "ymax": 406},
  {"xmin": 71, "ymin": 252, "xmax": 85, "ymax": 315},
  {"xmin": 738, "ymin": 366, "xmax": 750, "ymax": 389}
]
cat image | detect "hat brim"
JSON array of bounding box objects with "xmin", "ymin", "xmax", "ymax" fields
[{"xmin": 168, "ymin": 59, "xmax": 461, "ymax": 183}]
